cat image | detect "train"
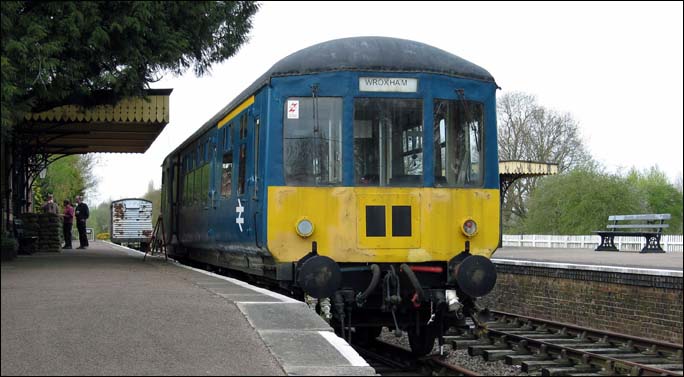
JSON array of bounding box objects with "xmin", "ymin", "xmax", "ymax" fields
[
  {"xmin": 160, "ymin": 37, "xmax": 500, "ymax": 355},
  {"xmin": 110, "ymin": 198, "xmax": 154, "ymax": 251}
]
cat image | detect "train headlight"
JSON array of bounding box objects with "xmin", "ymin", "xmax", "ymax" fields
[
  {"xmin": 296, "ymin": 218, "xmax": 314, "ymax": 238},
  {"xmin": 462, "ymin": 219, "xmax": 478, "ymax": 237}
]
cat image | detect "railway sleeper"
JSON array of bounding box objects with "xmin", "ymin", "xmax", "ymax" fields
[
  {"xmin": 449, "ymin": 338, "xmax": 491, "ymax": 349},
  {"xmin": 468, "ymin": 344, "xmax": 510, "ymax": 356},
  {"xmin": 547, "ymin": 341, "xmax": 612, "ymax": 348},
  {"xmin": 484, "ymin": 325, "xmax": 531, "ymax": 331},
  {"xmin": 502, "ymin": 330, "xmax": 557, "ymax": 335},
  {"xmin": 483, "ymin": 349, "xmax": 528, "ymax": 361},
  {"xmin": 603, "ymin": 354, "xmax": 671, "ymax": 362},
  {"xmin": 541, "ymin": 365, "xmax": 599, "ymax": 376},
  {"xmin": 572, "ymin": 347, "xmax": 633, "ymax": 354},
  {"xmin": 505, "ymin": 353, "xmax": 551, "ymax": 365},
  {"xmin": 522, "ymin": 360, "xmax": 574, "ymax": 373},
  {"xmin": 512, "ymin": 333, "xmax": 575, "ymax": 340}
]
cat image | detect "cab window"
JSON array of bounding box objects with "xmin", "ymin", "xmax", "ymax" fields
[
  {"xmin": 433, "ymin": 99, "xmax": 483, "ymax": 186},
  {"xmin": 353, "ymin": 98, "xmax": 423, "ymax": 186},
  {"xmin": 283, "ymin": 97, "xmax": 342, "ymax": 185}
]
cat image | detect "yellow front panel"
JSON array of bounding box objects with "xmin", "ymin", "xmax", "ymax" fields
[{"xmin": 267, "ymin": 187, "xmax": 499, "ymax": 263}]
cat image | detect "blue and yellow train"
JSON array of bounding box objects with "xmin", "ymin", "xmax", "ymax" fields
[{"xmin": 161, "ymin": 37, "xmax": 500, "ymax": 355}]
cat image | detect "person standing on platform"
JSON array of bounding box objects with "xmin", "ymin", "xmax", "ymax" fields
[
  {"xmin": 42, "ymin": 194, "xmax": 59, "ymax": 214},
  {"xmin": 74, "ymin": 195, "xmax": 90, "ymax": 249},
  {"xmin": 62, "ymin": 199, "xmax": 74, "ymax": 249}
]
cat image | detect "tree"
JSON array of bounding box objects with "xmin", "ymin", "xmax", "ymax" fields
[
  {"xmin": 34, "ymin": 154, "xmax": 99, "ymax": 210},
  {"xmin": 497, "ymin": 92, "xmax": 592, "ymax": 230},
  {"xmin": 522, "ymin": 165, "xmax": 683, "ymax": 235},
  {"xmin": 88, "ymin": 201, "xmax": 111, "ymax": 235},
  {"xmin": 1, "ymin": 1, "xmax": 259, "ymax": 135},
  {"xmin": 523, "ymin": 167, "xmax": 643, "ymax": 234},
  {"xmin": 626, "ymin": 167, "xmax": 683, "ymax": 234}
]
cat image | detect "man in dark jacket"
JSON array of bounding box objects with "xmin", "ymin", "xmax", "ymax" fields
[{"xmin": 75, "ymin": 195, "xmax": 90, "ymax": 249}]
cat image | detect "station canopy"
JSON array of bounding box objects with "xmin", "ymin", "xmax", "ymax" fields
[
  {"xmin": 18, "ymin": 89, "xmax": 172, "ymax": 154},
  {"xmin": 499, "ymin": 160, "xmax": 559, "ymax": 194},
  {"xmin": 499, "ymin": 160, "xmax": 559, "ymax": 179}
]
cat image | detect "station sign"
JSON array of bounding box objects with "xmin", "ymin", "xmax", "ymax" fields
[{"xmin": 359, "ymin": 77, "xmax": 418, "ymax": 92}]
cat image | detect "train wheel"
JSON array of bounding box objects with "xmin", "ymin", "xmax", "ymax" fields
[
  {"xmin": 353, "ymin": 326, "xmax": 383, "ymax": 345},
  {"xmin": 407, "ymin": 326, "xmax": 437, "ymax": 356}
]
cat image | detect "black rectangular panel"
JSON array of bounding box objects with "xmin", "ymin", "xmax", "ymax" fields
[
  {"xmin": 392, "ymin": 205, "xmax": 412, "ymax": 237},
  {"xmin": 366, "ymin": 206, "xmax": 386, "ymax": 237}
]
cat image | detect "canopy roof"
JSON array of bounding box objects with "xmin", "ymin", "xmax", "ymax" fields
[
  {"xmin": 499, "ymin": 160, "xmax": 559, "ymax": 178},
  {"xmin": 19, "ymin": 89, "xmax": 172, "ymax": 154}
]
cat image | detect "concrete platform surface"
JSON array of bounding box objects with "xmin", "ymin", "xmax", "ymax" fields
[
  {"xmin": 1, "ymin": 241, "xmax": 375, "ymax": 376},
  {"xmin": 493, "ymin": 247, "xmax": 683, "ymax": 272}
]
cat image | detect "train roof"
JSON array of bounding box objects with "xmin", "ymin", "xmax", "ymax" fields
[
  {"xmin": 268, "ymin": 36, "xmax": 495, "ymax": 82},
  {"xmin": 167, "ymin": 37, "xmax": 496, "ymax": 158},
  {"xmin": 111, "ymin": 198, "xmax": 152, "ymax": 205}
]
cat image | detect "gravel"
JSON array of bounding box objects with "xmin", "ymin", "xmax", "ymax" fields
[{"xmin": 378, "ymin": 328, "xmax": 528, "ymax": 376}]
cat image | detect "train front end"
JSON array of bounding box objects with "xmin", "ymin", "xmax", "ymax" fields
[
  {"xmin": 268, "ymin": 185, "xmax": 499, "ymax": 354},
  {"xmin": 263, "ymin": 43, "xmax": 500, "ymax": 354}
]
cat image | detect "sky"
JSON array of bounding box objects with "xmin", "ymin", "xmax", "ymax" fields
[{"xmin": 90, "ymin": 1, "xmax": 683, "ymax": 205}]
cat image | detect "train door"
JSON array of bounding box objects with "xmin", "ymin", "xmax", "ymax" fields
[
  {"xmin": 216, "ymin": 121, "xmax": 234, "ymax": 242},
  {"xmin": 171, "ymin": 155, "xmax": 180, "ymax": 239},
  {"xmin": 251, "ymin": 114, "xmax": 263, "ymax": 247},
  {"xmin": 235, "ymin": 112, "xmax": 254, "ymax": 243},
  {"xmin": 213, "ymin": 103, "xmax": 260, "ymax": 247},
  {"xmin": 217, "ymin": 123, "xmax": 232, "ymax": 194},
  {"xmin": 203, "ymin": 135, "xmax": 216, "ymax": 243},
  {"xmin": 161, "ymin": 156, "xmax": 180, "ymax": 244}
]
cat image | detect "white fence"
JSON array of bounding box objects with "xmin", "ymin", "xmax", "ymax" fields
[{"xmin": 502, "ymin": 234, "xmax": 684, "ymax": 252}]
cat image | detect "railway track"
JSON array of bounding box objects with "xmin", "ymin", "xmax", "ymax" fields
[
  {"xmin": 446, "ymin": 310, "xmax": 683, "ymax": 376},
  {"xmin": 354, "ymin": 339, "xmax": 481, "ymax": 376},
  {"xmin": 184, "ymin": 260, "xmax": 682, "ymax": 375}
]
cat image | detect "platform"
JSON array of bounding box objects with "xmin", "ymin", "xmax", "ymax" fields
[
  {"xmin": 492, "ymin": 247, "xmax": 683, "ymax": 274},
  {"xmin": 484, "ymin": 247, "xmax": 682, "ymax": 344},
  {"xmin": 1, "ymin": 241, "xmax": 375, "ymax": 376}
]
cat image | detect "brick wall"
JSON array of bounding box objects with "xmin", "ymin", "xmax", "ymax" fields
[{"xmin": 479, "ymin": 264, "xmax": 683, "ymax": 344}]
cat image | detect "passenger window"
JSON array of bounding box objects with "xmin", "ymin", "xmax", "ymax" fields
[
  {"xmin": 183, "ymin": 174, "xmax": 189, "ymax": 205},
  {"xmin": 188, "ymin": 171, "xmax": 195, "ymax": 204},
  {"xmin": 254, "ymin": 117, "xmax": 260, "ymax": 197},
  {"xmin": 237, "ymin": 145, "xmax": 246, "ymax": 195},
  {"xmin": 224, "ymin": 124, "xmax": 232, "ymax": 150},
  {"xmin": 221, "ymin": 153, "xmax": 233, "ymax": 197},
  {"xmin": 201, "ymin": 164, "xmax": 209, "ymax": 203},
  {"xmin": 240, "ymin": 115, "xmax": 247, "ymax": 139}
]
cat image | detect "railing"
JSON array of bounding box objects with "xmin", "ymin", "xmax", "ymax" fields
[{"xmin": 502, "ymin": 234, "xmax": 684, "ymax": 252}]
